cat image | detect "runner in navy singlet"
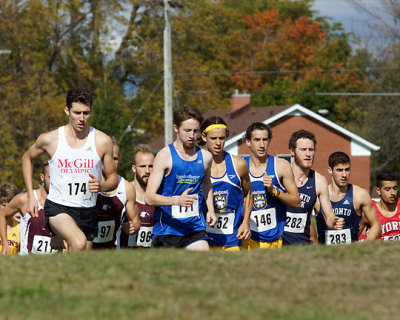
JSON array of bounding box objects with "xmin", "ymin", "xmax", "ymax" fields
[
  {"xmin": 282, "ymin": 130, "xmax": 344, "ymax": 245},
  {"xmin": 316, "ymin": 151, "xmax": 380, "ymax": 244}
]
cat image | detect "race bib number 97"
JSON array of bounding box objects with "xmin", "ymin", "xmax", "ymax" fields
[
  {"xmin": 206, "ymin": 212, "xmax": 235, "ymax": 235},
  {"xmin": 250, "ymin": 208, "xmax": 277, "ymax": 233},
  {"xmin": 325, "ymin": 228, "xmax": 351, "ymax": 245},
  {"xmin": 93, "ymin": 220, "xmax": 115, "ymax": 243},
  {"xmin": 171, "ymin": 194, "xmax": 199, "ymax": 219},
  {"xmin": 62, "ymin": 178, "xmax": 91, "ymax": 201}
]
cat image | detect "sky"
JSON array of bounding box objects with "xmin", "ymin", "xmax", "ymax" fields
[{"xmin": 312, "ymin": 0, "xmax": 370, "ymax": 35}]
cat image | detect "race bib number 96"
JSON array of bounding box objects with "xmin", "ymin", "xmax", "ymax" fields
[
  {"xmin": 62, "ymin": 178, "xmax": 91, "ymax": 201},
  {"xmin": 128, "ymin": 226, "xmax": 153, "ymax": 248},
  {"xmin": 250, "ymin": 208, "xmax": 277, "ymax": 233},
  {"xmin": 171, "ymin": 194, "xmax": 199, "ymax": 219},
  {"xmin": 206, "ymin": 212, "xmax": 235, "ymax": 235},
  {"xmin": 325, "ymin": 228, "xmax": 351, "ymax": 245}
]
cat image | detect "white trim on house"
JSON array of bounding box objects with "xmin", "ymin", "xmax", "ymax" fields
[{"xmin": 224, "ymin": 103, "xmax": 380, "ymax": 154}]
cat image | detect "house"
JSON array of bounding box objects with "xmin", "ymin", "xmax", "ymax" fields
[{"xmin": 150, "ymin": 91, "xmax": 380, "ymax": 191}]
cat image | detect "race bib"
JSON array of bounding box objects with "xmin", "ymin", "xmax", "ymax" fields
[
  {"xmin": 325, "ymin": 228, "xmax": 351, "ymax": 245},
  {"xmin": 284, "ymin": 212, "xmax": 307, "ymax": 233},
  {"xmin": 250, "ymin": 208, "xmax": 277, "ymax": 233},
  {"xmin": 171, "ymin": 194, "xmax": 199, "ymax": 219},
  {"xmin": 383, "ymin": 234, "xmax": 400, "ymax": 241},
  {"xmin": 32, "ymin": 235, "xmax": 55, "ymax": 254},
  {"xmin": 206, "ymin": 212, "xmax": 235, "ymax": 235},
  {"xmin": 93, "ymin": 220, "xmax": 115, "ymax": 243},
  {"xmin": 62, "ymin": 178, "xmax": 91, "ymax": 201},
  {"xmin": 128, "ymin": 226, "xmax": 153, "ymax": 248}
]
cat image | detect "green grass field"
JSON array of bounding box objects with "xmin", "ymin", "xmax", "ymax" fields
[{"xmin": 1, "ymin": 242, "xmax": 399, "ymax": 320}]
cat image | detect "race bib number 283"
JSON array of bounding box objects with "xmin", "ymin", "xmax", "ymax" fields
[{"xmin": 325, "ymin": 229, "xmax": 351, "ymax": 245}]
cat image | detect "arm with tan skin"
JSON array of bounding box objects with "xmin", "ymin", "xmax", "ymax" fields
[
  {"xmin": 264, "ymin": 158, "xmax": 300, "ymax": 210},
  {"xmin": 315, "ymin": 172, "xmax": 344, "ymax": 230},
  {"xmin": 233, "ymin": 156, "xmax": 252, "ymax": 240},
  {"xmin": 354, "ymin": 186, "xmax": 381, "ymax": 240},
  {"xmin": 309, "ymin": 222, "xmax": 318, "ymax": 245},
  {"xmin": 121, "ymin": 180, "xmax": 141, "ymax": 235},
  {"xmin": 22, "ymin": 132, "xmax": 55, "ymax": 217},
  {"xmin": 92, "ymin": 132, "xmax": 118, "ymax": 193},
  {"xmin": 145, "ymin": 147, "xmax": 197, "ymax": 207},
  {"xmin": 202, "ymin": 150, "xmax": 217, "ymax": 227},
  {"xmin": 0, "ymin": 194, "xmax": 26, "ymax": 255}
]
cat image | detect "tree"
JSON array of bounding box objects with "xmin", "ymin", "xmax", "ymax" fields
[{"xmin": 231, "ymin": 9, "xmax": 367, "ymax": 124}]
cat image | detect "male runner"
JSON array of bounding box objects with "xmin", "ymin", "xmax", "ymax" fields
[
  {"xmin": 282, "ymin": 130, "xmax": 344, "ymax": 245},
  {"xmin": 119, "ymin": 144, "xmax": 155, "ymax": 249},
  {"xmin": 316, "ymin": 151, "xmax": 380, "ymax": 244},
  {"xmin": 0, "ymin": 162, "xmax": 64, "ymax": 255},
  {"xmin": 21, "ymin": 87, "xmax": 118, "ymax": 251},
  {"xmin": 242, "ymin": 122, "xmax": 300, "ymax": 249},
  {"xmin": 145, "ymin": 105, "xmax": 217, "ymax": 251},
  {"xmin": 370, "ymin": 170, "xmax": 400, "ymax": 241},
  {"xmin": 0, "ymin": 183, "xmax": 20, "ymax": 255},
  {"xmin": 93, "ymin": 139, "xmax": 140, "ymax": 249},
  {"xmin": 200, "ymin": 116, "xmax": 252, "ymax": 251}
]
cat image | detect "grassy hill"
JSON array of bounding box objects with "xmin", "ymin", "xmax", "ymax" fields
[{"xmin": 1, "ymin": 242, "xmax": 399, "ymax": 320}]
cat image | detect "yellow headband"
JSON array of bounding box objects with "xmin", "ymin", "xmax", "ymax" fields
[{"xmin": 202, "ymin": 124, "xmax": 228, "ymax": 134}]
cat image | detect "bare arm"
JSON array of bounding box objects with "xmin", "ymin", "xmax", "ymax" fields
[
  {"xmin": 316, "ymin": 172, "xmax": 344, "ymax": 230},
  {"xmin": 309, "ymin": 221, "xmax": 318, "ymax": 245},
  {"xmin": 355, "ymin": 187, "xmax": 381, "ymax": 240},
  {"xmin": 22, "ymin": 132, "xmax": 53, "ymax": 217},
  {"xmin": 234, "ymin": 156, "xmax": 252, "ymax": 240},
  {"xmin": 202, "ymin": 150, "xmax": 217, "ymax": 227},
  {"xmin": 144, "ymin": 147, "xmax": 195, "ymax": 207},
  {"xmin": 122, "ymin": 180, "xmax": 140, "ymax": 234},
  {"xmin": 272, "ymin": 158, "xmax": 300, "ymax": 210},
  {"xmin": 0, "ymin": 194, "xmax": 26, "ymax": 255},
  {"xmin": 95, "ymin": 133, "xmax": 118, "ymax": 193}
]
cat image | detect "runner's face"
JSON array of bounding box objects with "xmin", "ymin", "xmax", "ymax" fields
[
  {"xmin": 174, "ymin": 118, "xmax": 200, "ymax": 149},
  {"xmin": 292, "ymin": 138, "xmax": 315, "ymax": 169},
  {"xmin": 202, "ymin": 128, "xmax": 227, "ymax": 157},
  {"xmin": 133, "ymin": 152, "xmax": 154, "ymax": 188},
  {"xmin": 377, "ymin": 180, "xmax": 397, "ymax": 205},
  {"xmin": 65, "ymin": 102, "xmax": 92, "ymax": 132},
  {"xmin": 329, "ymin": 163, "xmax": 351, "ymax": 188},
  {"xmin": 246, "ymin": 129, "xmax": 270, "ymax": 158}
]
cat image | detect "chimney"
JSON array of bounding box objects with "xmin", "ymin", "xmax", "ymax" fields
[{"xmin": 231, "ymin": 89, "xmax": 251, "ymax": 117}]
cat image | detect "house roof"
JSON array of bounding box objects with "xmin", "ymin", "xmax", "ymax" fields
[
  {"xmin": 150, "ymin": 103, "xmax": 380, "ymax": 153},
  {"xmin": 224, "ymin": 103, "xmax": 380, "ymax": 152}
]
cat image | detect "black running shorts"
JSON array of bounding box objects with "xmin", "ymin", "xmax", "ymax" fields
[
  {"xmin": 152, "ymin": 230, "xmax": 209, "ymax": 248},
  {"xmin": 44, "ymin": 199, "xmax": 98, "ymax": 241}
]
